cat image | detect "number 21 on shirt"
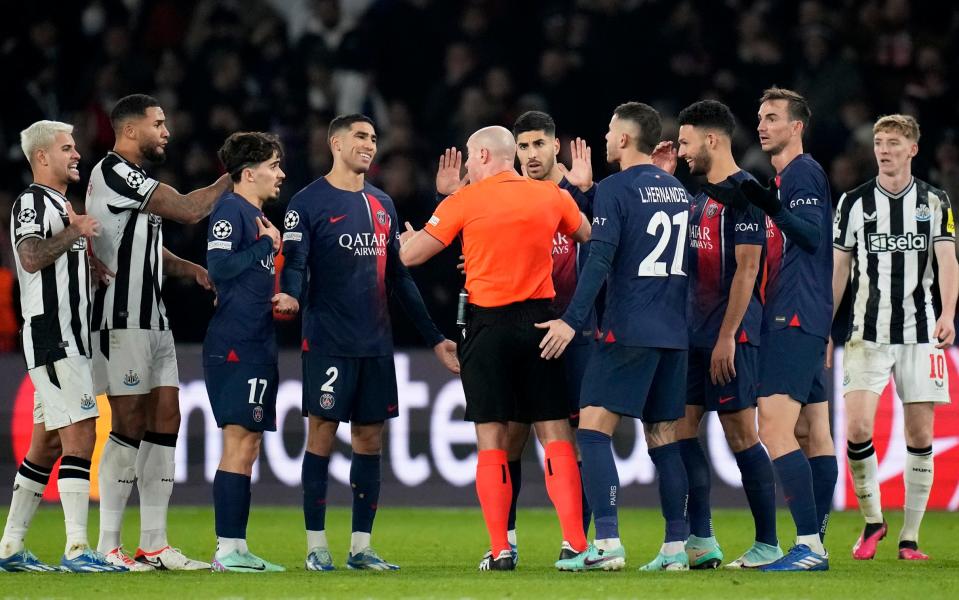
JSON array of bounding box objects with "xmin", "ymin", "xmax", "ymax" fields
[{"xmin": 639, "ymin": 210, "xmax": 688, "ymax": 277}]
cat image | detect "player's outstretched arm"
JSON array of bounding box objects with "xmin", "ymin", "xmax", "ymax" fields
[
  {"xmin": 146, "ymin": 173, "xmax": 232, "ymax": 225},
  {"xmin": 745, "ymin": 178, "xmax": 822, "ymax": 253},
  {"xmin": 700, "ymin": 183, "xmax": 749, "ymax": 211},
  {"xmin": 163, "ymin": 246, "xmax": 213, "ymax": 291},
  {"xmin": 933, "ymin": 240, "xmax": 958, "ymax": 348},
  {"xmin": 17, "ymin": 203, "xmax": 100, "ymax": 273},
  {"xmin": 536, "ymin": 239, "xmax": 616, "ymax": 359}
]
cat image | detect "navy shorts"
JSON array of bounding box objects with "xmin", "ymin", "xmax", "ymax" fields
[
  {"xmin": 758, "ymin": 328, "xmax": 827, "ymax": 404},
  {"xmin": 302, "ymin": 352, "xmax": 399, "ymax": 424},
  {"xmin": 580, "ymin": 342, "xmax": 687, "ymax": 423},
  {"xmin": 687, "ymin": 343, "xmax": 759, "ymax": 412},
  {"xmin": 205, "ymin": 362, "xmax": 278, "ymax": 432},
  {"xmin": 563, "ymin": 340, "xmax": 595, "ymax": 425}
]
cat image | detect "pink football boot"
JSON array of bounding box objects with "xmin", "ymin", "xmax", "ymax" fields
[
  {"xmin": 852, "ymin": 522, "xmax": 887, "ymax": 560},
  {"xmin": 898, "ymin": 546, "xmax": 929, "ymax": 560}
]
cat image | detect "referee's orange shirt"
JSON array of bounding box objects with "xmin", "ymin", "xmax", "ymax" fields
[{"xmin": 424, "ymin": 170, "xmax": 583, "ymax": 308}]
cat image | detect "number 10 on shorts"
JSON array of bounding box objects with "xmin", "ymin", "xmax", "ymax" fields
[
  {"xmin": 247, "ymin": 378, "xmax": 268, "ymax": 404},
  {"xmin": 929, "ymin": 353, "xmax": 945, "ymax": 379}
]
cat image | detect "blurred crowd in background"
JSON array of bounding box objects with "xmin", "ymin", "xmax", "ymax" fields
[{"xmin": 1, "ymin": 0, "xmax": 957, "ymax": 348}]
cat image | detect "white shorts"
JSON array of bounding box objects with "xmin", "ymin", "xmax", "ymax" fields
[
  {"xmin": 92, "ymin": 329, "xmax": 179, "ymax": 396},
  {"xmin": 842, "ymin": 339, "xmax": 951, "ymax": 404},
  {"xmin": 29, "ymin": 355, "xmax": 99, "ymax": 430}
]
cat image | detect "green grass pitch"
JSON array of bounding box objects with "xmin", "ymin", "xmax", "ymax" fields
[{"xmin": 2, "ymin": 506, "xmax": 957, "ymax": 598}]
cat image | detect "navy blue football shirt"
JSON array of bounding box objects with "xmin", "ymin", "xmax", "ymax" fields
[
  {"xmin": 764, "ymin": 154, "xmax": 833, "ymax": 340},
  {"xmin": 687, "ymin": 171, "xmax": 765, "ymax": 348},
  {"xmin": 564, "ymin": 164, "xmax": 690, "ymax": 350},
  {"xmin": 280, "ymin": 177, "xmax": 443, "ymax": 357},
  {"xmin": 204, "ymin": 191, "xmax": 277, "ymax": 366}
]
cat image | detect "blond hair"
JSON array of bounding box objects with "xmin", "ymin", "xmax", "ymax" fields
[
  {"xmin": 873, "ymin": 114, "xmax": 920, "ymax": 142},
  {"xmin": 20, "ymin": 120, "xmax": 74, "ymax": 165}
]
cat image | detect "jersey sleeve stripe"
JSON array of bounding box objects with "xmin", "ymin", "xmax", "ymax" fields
[{"xmin": 105, "ymin": 158, "xmax": 155, "ymax": 209}]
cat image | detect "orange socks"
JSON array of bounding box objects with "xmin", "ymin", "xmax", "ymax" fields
[
  {"xmin": 476, "ymin": 449, "xmax": 512, "ymax": 555},
  {"xmin": 544, "ymin": 440, "xmax": 587, "ymax": 552}
]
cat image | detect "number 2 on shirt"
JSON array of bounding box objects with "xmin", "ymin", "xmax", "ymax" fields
[{"xmin": 638, "ymin": 210, "xmax": 688, "ymax": 277}]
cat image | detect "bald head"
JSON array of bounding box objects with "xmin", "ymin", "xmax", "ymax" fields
[
  {"xmin": 469, "ymin": 126, "xmax": 516, "ymax": 161},
  {"xmin": 465, "ymin": 126, "xmax": 517, "ymax": 183}
]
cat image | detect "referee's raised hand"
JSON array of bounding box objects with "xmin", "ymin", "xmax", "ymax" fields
[{"xmin": 535, "ymin": 318, "xmax": 575, "ymax": 359}]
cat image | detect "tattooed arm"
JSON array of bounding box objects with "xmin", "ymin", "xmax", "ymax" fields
[
  {"xmin": 162, "ymin": 247, "xmax": 214, "ymax": 291},
  {"xmin": 17, "ymin": 204, "xmax": 99, "ymax": 273},
  {"xmin": 18, "ymin": 233, "xmax": 81, "ymax": 273},
  {"xmin": 147, "ymin": 174, "xmax": 232, "ymax": 225}
]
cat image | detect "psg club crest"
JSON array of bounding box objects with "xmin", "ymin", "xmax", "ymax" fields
[
  {"xmin": 319, "ymin": 393, "xmax": 335, "ymax": 410},
  {"xmin": 376, "ymin": 209, "xmax": 387, "ymax": 226},
  {"xmin": 705, "ymin": 202, "xmax": 720, "ymax": 218},
  {"xmin": 212, "ymin": 220, "xmax": 233, "ymax": 239},
  {"xmin": 252, "ymin": 405, "xmax": 264, "ymax": 423},
  {"xmin": 284, "ymin": 210, "xmax": 300, "ymax": 230}
]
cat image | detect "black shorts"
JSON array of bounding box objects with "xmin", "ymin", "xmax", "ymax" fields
[
  {"xmin": 459, "ymin": 300, "xmax": 569, "ymax": 424},
  {"xmin": 302, "ymin": 352, "xmax": 399, "ymax": 424},
  {"xmin": 205, "ymin": 362, "xmax": 278, "ymax": 432}
]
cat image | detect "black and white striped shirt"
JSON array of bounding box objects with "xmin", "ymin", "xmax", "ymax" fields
[
  {"xmin": 833, "ymin": 177, "xmax": 954, "ymax": 343},
  {"xmin": 86, "ymin": 151, "xmax": 167, "ymax": 331},
  {"xmin": 11, "ymin": 184, "xmax": 92, "ymax": 369}
]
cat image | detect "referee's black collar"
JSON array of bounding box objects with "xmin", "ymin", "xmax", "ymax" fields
[{"xmin": 876, "ymin": 176, "xmax": 915, "ymax": 199}]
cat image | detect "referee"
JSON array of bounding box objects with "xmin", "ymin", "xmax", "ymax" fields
[{"xmin": 400, "ymin": 126, "xmax": 591, "ymax": 571}]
